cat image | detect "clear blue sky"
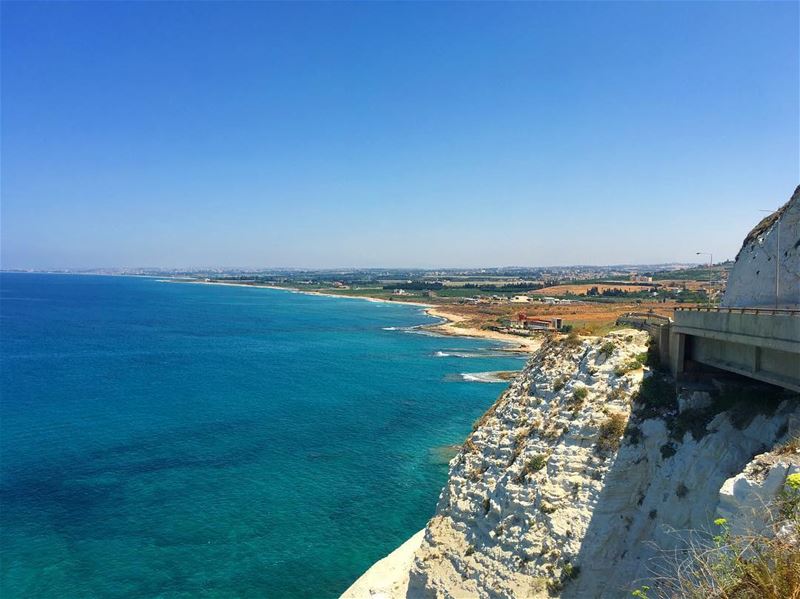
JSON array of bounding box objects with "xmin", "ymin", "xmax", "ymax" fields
[{"xmin": 2, "ymin": 1, "xmax": 797, "ymax": 269}]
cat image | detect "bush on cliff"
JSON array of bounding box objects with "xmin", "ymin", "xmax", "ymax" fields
[
  {"xmin": 650, "ymin": 478, "xmax": 800, "ymax": 599},
  {"xmin": 597, "ymin": 412, "xmax": 627, "ymax": 453},
  {"xmin": 600, "ymin": 341, "xmax": 616, "ymax": 356},
  {"xmin": 515, "ymin": 454, "xmax": 549, "ymax": 482},
  {"xmin": 631, "ymin": 374, "xmax": 676, "ymax": 420},
  {"xmin": 564, "ymin": 331, "xmax": 582, "ymax": 347}
]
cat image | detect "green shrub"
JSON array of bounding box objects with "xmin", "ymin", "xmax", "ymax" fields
[
  {"xmin": 596, "ymin": 412, "xmax": 627, "ymax": 452},
  {"xmin": 779, "ymin": 473, "xmax": 800, "ymax": 519},
  {"xmin": 516, "ymin": 454, "xmax": 548, "ymax": 482},
  {"xmin": 568, "ymin": 386, "xmax": 589, "ymax": 415},
  {"xmin": 600, "ymin": 341, "xmax": 616, "ymax": 356},
  {"xmin": 528, "ymin": 454, "xmax": 547, "ymax": 472},
  {"xmin": 564, "ymin": 331, "xmax": 582, "ymax": 347},
  {"xmin": 614, "ymin": 358, "xmax": 643, "ymax": 377},
  {"xmin": 562, "ymin": 563, "xmax": 580, "ymax": 580}
]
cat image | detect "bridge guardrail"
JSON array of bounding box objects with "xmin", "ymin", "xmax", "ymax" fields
[{"xmin": 674, "ymin": 306, "xmax": 800, "ymax": 316}]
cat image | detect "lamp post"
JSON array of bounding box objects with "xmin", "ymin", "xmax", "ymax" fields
[
  {"xmin": 696, "ymin": 252, "xmax": 712, "ymax": 307},
  {"xmin": 759, "ymin": 209, "xmax": 780, "ymax": 309}
]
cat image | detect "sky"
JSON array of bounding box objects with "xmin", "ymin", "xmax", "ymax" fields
[{"xmin": 1, "ymin": 1, "xmax": 798, "ymax": 270}]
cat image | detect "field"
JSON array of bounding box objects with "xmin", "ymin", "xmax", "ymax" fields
[
  {"xmin": 530, "ymin": 283, "xmax": 653, "ymax": 296},
  {"xmin": 420, "ymin": 298, "xmax": 681, "ymax": 336}
]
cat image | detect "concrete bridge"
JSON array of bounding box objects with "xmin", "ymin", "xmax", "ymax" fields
[
  {"xmin": 617, "ymin": 308, "xmax": 800, "ymax": 392},
  {"xmin": 669, "ymin": 307, "xmax": 800, "ymax": 393},
  {"xmin": 617, "ymin": 186, "xmax": 800, "ymax": 391}
]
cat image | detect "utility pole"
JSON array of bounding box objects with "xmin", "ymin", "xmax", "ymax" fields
[{"xmin": 696, "ymin": 252, "xmax": 713, "ymax": 307}]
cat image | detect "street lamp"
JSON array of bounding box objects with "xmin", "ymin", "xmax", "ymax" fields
[
  {"xmin": 759, "ymin": 209, "xmax": 780, "ymax": 309},
  {"xmin": 696, "ymin": 252, "xmax": 712, "ymax": 307}
]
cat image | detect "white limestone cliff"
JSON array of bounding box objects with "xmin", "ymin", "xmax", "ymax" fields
[
  {"xmin": 343, "ymin": 331, "xmax": 800, "ymax": 599},
  {"xmin": 722, "ymin": 185, "xmax": 800, "ymax": 309}
]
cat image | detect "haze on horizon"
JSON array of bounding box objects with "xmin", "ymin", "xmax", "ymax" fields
[{"xmin": 1, "ymin": 1, "xmax": 797, "ymax": 271}]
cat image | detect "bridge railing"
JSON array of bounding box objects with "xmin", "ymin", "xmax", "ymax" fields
[
  {"xmin": 617, "ymin": 311, "xmax": 672, "ymax": 323},
  {"xmin": 674, "ymin": 306, "xmax": 800, "ymax": 316}
]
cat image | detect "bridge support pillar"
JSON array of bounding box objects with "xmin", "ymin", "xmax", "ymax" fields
[
  {"xmin": 669, "ymin": 331, "xmax": 686, "ymax": 377},
  {"xmin": 751, "ymin": 345, "xmax": 761, "ymax": 374}
]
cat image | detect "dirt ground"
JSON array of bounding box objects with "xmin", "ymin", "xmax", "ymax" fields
[
  {"xmin": 530, "ymin": 283, "xmax": 654, "ymax": 295},
  {"xmin": 421, "ymin": 299, "xmax": 683, "ymax": 336}
]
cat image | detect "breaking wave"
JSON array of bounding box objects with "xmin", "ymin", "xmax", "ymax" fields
[
  {"xmin": 450, "ymin": 371, "xmax": 517, "ymax": 383},
  {"xmin": 435, "ymin": 350, "xmax": 512, "ymax": 358}
]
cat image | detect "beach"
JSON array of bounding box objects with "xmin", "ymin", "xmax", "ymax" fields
[
  {"xmin": 422, "ymin": 306, "xmax": 543, "ymax": 353},
  {"xmin": 183, "ymin": 280, "xmax": 543, "ymax": 353}
]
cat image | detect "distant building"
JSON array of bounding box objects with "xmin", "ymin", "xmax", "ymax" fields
[
  {"xmin": 508, "ymin": 313, "xmax": 563, "ymax": 332},
  {"xmin": 630, "ymin": 274, "xmax": 653, "ymax": 283}
]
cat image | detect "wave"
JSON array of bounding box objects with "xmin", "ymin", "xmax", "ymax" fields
[
  {"xmin": 435, "ymin": 350, "xmax": 513, "ymax": 358},
  {"xmin": 455, "ymin": 371, "xmax": 518, "ymax": 383},
  {"xmin": 382, "ymin": 324, "xmax": 443, "ymax": 337}
]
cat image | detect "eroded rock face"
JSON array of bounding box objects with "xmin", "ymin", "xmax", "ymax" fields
[
  {"xmin": 567, "ymin": 397, "xmax": 798, "ymax": 598},
  {"xmin": 407, "ymin": 331, "xmax": 651, "ymax": 598},
  {"xmin": 722, "ymin": 185, "xmax": 800, "ymax": 309},
  {"xmin": 406, "ymin": 332, "xmax": 800, "ymax": 599},
  {"xmin": 717, "ymin": 446, "xmax": 800, "ymax": 538}
]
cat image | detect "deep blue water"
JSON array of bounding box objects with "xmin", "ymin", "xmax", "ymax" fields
[{"xmin": 0, "ymin": 274, "xmax": 523, "ymax": 598}]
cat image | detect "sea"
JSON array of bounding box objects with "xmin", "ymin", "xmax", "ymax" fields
[{"xmin": 0, "ymin": 273, "xmax": 525, "ymax": 598}]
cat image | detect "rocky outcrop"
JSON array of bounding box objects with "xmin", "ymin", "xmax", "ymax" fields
[
  {"xmin": 717, "ymin": 445, "xmax": 800, "ymax": 538},
  {"xmin": 722, "ymin": 185, "xmax": 800, "ymax": 309}
]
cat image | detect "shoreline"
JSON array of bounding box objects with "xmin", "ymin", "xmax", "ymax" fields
[
  {"xmin": 422, "ymin": 306, "xmax": 543, "ymax": 353},
  {"xmin": 176, "ymin": 279, "xmax": 542, "ymax": 353}
]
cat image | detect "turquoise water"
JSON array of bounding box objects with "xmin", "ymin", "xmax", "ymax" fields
[{"xmin": 0, "ymin": 274, "xmax": 523, "ymax": 598}]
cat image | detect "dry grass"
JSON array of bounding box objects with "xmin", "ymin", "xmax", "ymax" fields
[
  {"xmin": 776, "ymin": 435, "xmax": 800, "ymax": 455},
  {"xmin": 645, "ymin": 479, "xmax": 800, "ymax": 599},
  {"xmin": 531, "ymin": 283, "xmax": 655, "ymax": 295},
  {"xmin": 418, "ymin": 297, "xmax": 684, "ymax": 336},
  {"xmin": 650, "ymin": 530, "xmax": 800, "ymax": 599},
  {"xmin": 596, "ymin": 412, "xmax": 628, "ymax": 452}
]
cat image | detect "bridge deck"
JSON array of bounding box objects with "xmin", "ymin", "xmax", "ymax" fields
[{"xmin": 671, "ymin": 308, "xmax": 800, "ymax": 393}]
